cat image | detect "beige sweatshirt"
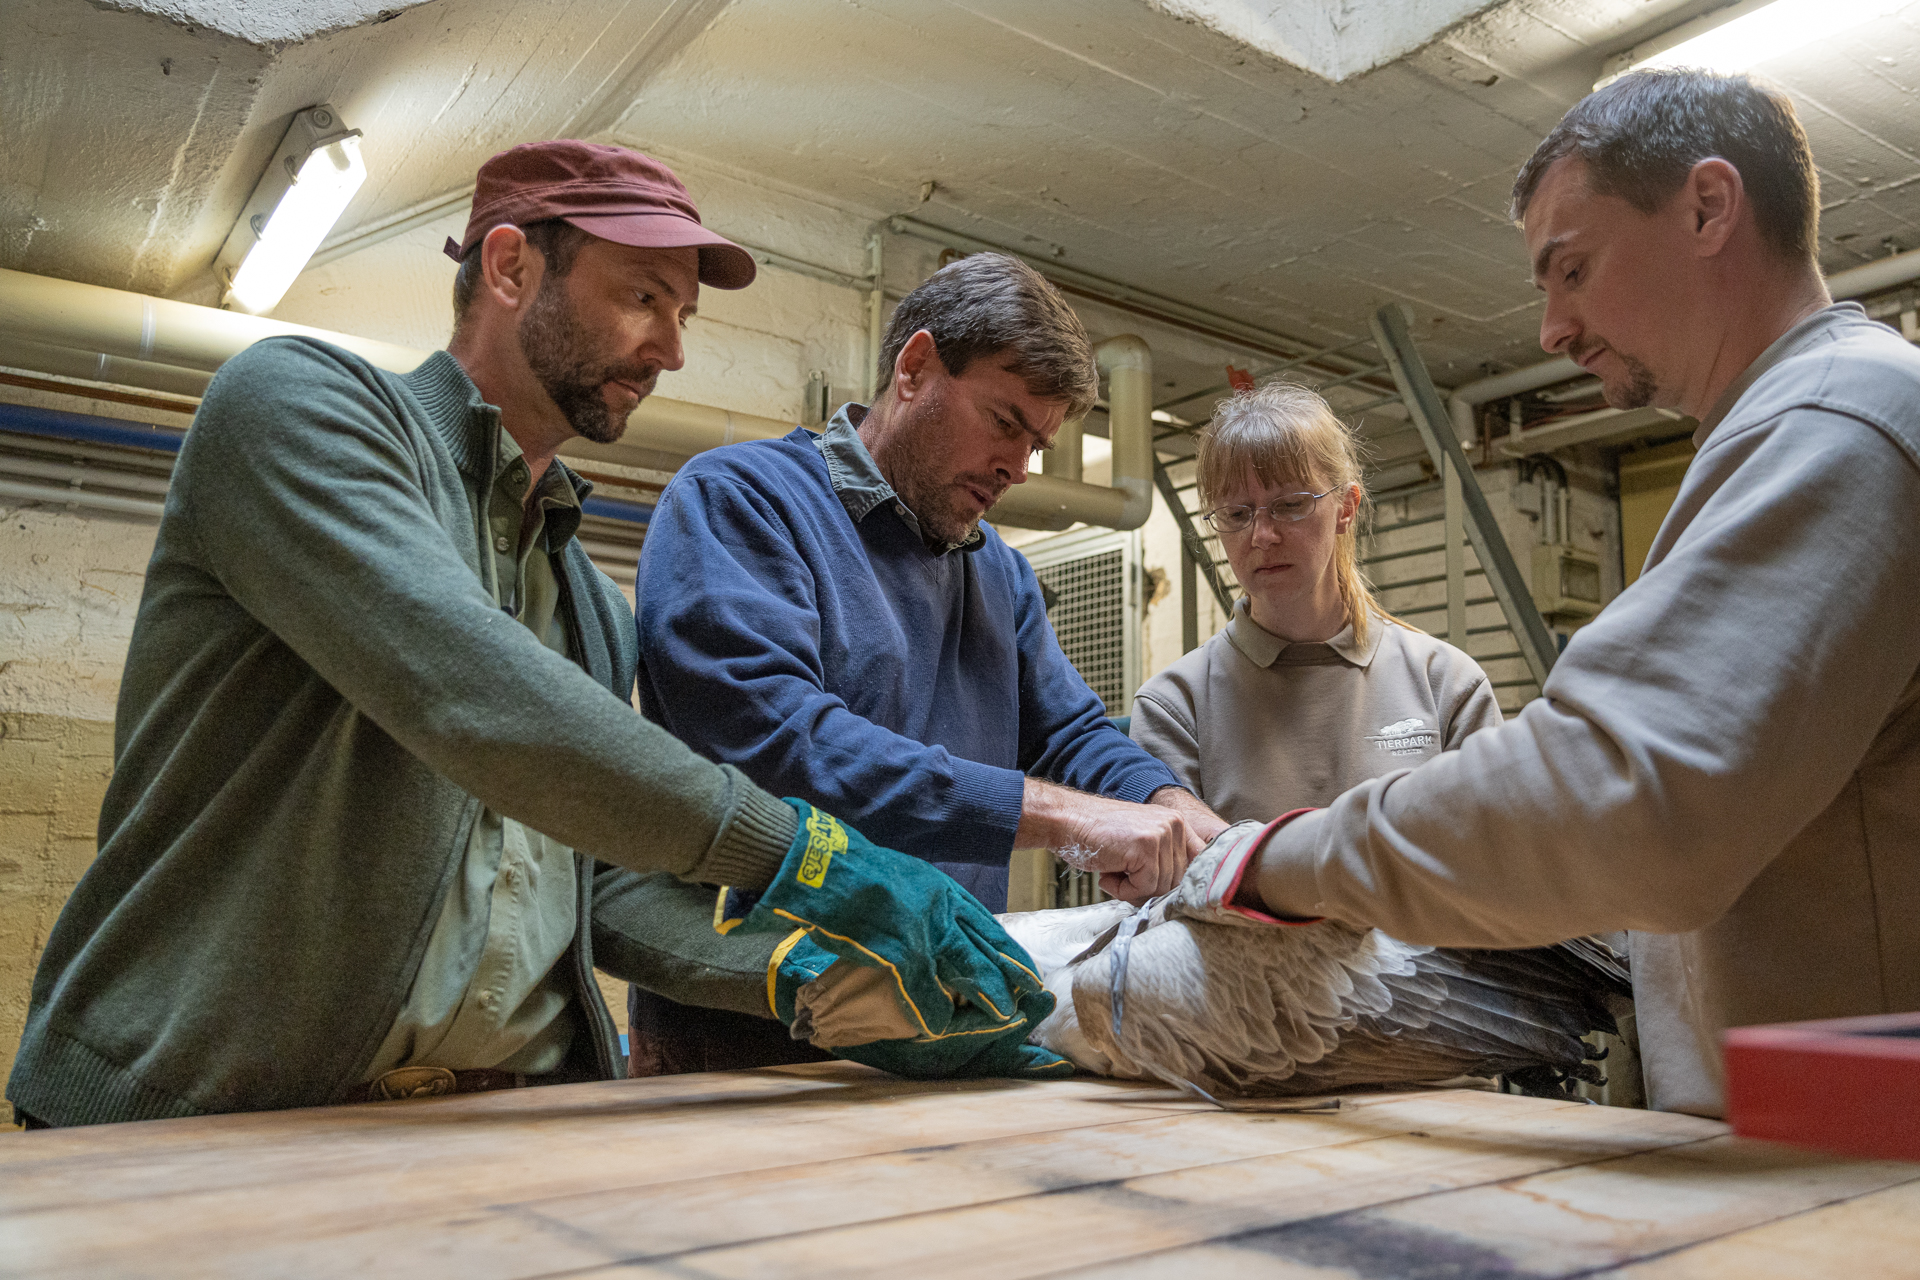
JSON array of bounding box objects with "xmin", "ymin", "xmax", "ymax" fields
[
  {"xmin": 1131, "ymin": 603, "xmax": 1503, "ymax": 823},
  {"xmin": 1254, "ymin": 304, "xmax": 1920, "ymax": 1117}
]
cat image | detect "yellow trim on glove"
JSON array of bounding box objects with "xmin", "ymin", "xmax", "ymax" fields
[
  {"xmin": 995, "ymin": 949, "xmax": 1044, "ymax": 987},
  {"xmin": 713, "ymin": 886, "xmax": 741, "ymax": 935},
  {"xmin": 766, "ymin": 927, "xmax": 811, "ymax": 1016},
  {"xmin": 768, "ymin": 908, "xmax": 1026, "ymax": 1043}
]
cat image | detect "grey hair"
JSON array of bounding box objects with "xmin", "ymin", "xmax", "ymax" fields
[
  {"xmin": 1510, "ymin": 69, "xmax": 1819, "ymax": 263},
  {"xmin": 877, "ymin": 253, "xmax": 1099, "ymax": 419}
]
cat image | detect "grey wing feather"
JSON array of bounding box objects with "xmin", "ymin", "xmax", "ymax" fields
[{"xmin": 1027, "ymin": 907, "xmax": 1624, "ymax": 1097}]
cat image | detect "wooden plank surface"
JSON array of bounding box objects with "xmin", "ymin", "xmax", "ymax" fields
[{"xmin": 2, "ymin": 1061, "xmax": 1914, "ymax": 1279}]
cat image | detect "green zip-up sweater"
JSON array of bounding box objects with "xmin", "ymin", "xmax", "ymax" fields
[{"xmin": 8, "ymin": 338, "xmax": 796, "ymax": 1127}]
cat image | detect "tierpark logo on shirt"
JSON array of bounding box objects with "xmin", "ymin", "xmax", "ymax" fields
[{"xmin": 1368, "ymin": 717, "xmax": 1439, "ymax": 757}]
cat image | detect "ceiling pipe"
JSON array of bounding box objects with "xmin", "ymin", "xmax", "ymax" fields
[
  {"xmin": 0, "ymin": 268, "xmax": 424, "ymax": 376},
  {"xmin": 0, "ymin": 333, "xmax": 215, "ymax": 400},
  {"xmin": 1827, "ymin": 244, "xmax": 1920, "ymax": 300},
  {"xmin": 1444, "ymin": 245, "xmax": 1920, "ymax": 444},
  {"xmin": 1042, "ymin": 414, "xmax": 1085, "ymax": 483},
  {"xmin": 0, "ymin": 269, "xmax": 1155, "ymax": 532},
  {"xmin": 987, "ymin": 334, "xmax": 1155, "ymax": 532},
  {"xmin": 1100, "ymin": 334, "xmax": 1156, "ymax": 529}
]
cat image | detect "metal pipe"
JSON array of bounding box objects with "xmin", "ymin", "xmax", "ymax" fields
[
  {"xmin": 1450, "ymin": 356, "xmax": 1585, "ymax": 413},
  {"xmin": 1448, "ymin": 395, "xmax": 1478, "ymax": 450},
  {"xmin": 0, "ymin": 267, "xmax": 426, "ymax": 375},
  {"xmin": 0, "ymin": 410, "xmax": 656, "ymax": 528},
  {"xmin": 0, "ymin": 269, "xmax": 1158, "ymax": 532},
  {"xmin": 0, "ymin": 400, "xmax": 186, "ymax": 453},
  {"xmin": 1827, "ymin": 245, "xmax": 1920, "ymax": 300},
  {"xmin": 0, "ymin": 433, "xmax": 178, "ymax": 472},
  {"xmin": 864, "ymin": 232, "xmax": 885, "ymax": 404},
  {"xmin": 0, "ymin": 455, "xmax": 171, "ymax": 495},
  {"xmin": 0, "ymin": 476, "xmax": 165, "ymax": 518},
  {"xmin": 1100, "ymin": 334, "xmax": 1155, "ymax": 530},
  {"xmin": 886, "ymin": 214, "xmax": 1387, "ymax": 376},
  {"xmin": 1444, "ymin": 457, "xmax": 1466, "ymax": 644},
  {"xmin": 1044, "ymin": 413, "xmax": 1085, "ymax": 483},
  {"xmin": 1446, "ymin": 246, "xmax": 1920, "ymax": 431},
  {"xmin": 0, "ymin": 334, "xmax": 214, "ymax": 400},
  {"xmin": 987, "ymin": 334, "xmax": 1154, "ymax": 531}
]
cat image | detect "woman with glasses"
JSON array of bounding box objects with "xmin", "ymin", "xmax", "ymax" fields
[{"xmin": 1130, "ymin": 382, "xmax": 1502, "ymax": 827}]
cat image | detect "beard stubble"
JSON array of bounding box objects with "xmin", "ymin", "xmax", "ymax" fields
[
  {"xmin": 518, "ymin": 275, "xmax": 657, "ymax": 444},
  {"xmin": 1570, "ymin": 335, "xmax": 1659, "ymax": 410},
  {"xmin": 884, "ymin": 382, "xmax": 1010, "ymax": 547}
]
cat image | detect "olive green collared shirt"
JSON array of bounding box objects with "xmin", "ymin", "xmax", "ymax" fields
[{"xmin": 364, "ymin": 429, "xmax": 585, "ymax": 1080}]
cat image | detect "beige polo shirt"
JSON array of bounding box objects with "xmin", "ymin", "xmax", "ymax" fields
[{"xmin": 1131, "ymin": 600, "xmax": 1503, "ymax": 824}]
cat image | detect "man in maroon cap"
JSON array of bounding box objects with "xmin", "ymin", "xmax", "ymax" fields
[{"xmin": 8, "ymin": 141, "xmax": 1066, "ymax": 1129}]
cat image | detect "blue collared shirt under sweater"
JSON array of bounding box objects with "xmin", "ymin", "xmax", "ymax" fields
[{"xmin": 634, "ymin": 405, "xmax": 1181, "ymax": 909}]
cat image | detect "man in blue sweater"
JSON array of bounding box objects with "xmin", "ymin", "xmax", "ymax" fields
[{"xmin": 629, "ymin": 253, "xmax": 1227, "ymax": 1071}]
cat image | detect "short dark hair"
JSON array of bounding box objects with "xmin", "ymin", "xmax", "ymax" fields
[
  {"xmin": 1510, "ymin": 70, "xmax": 1819, "ymax": 263},
  {"xmin": 450, "ymin": 218, "xmax": 594, "ymax": 327},
  {"xmin": 877, "ymin": 253, "xmax": 1099, "ymax": 418}
]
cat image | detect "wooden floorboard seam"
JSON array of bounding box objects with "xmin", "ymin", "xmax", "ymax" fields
[
  {"xmin": 505, "ymin": 1126, "xmax": 1725, "ymax": 1279},
  {"xmin": 1553, "ymin": 1168, "xmax": 1920, "ymax": 1280},
  {"xmin": 1020, "ymin": 1132, "xmax": 1735, "ymax": 1280}
]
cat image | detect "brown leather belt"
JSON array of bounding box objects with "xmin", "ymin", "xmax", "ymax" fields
[{"xmin": 344, "ymin": 1066, "xmax": 545, "ymax": 1104}]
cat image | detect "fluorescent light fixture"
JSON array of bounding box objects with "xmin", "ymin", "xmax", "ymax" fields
[
  {"xmin": 1599, "ymin": 0, "xmax": 1906, "ymax": 85},
  {"xmin": 214, "ymin": 105, "xmax": 367, "ymax": 315}
]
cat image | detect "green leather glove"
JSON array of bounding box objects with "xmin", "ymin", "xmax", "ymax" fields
[
  {"xmin": 720, "ymin": 799, "xmax": 1072, "ymax": 1080},
  {"xmin": 769, "ymin": 931, "xmax": 1074, "ymax": 1079}
]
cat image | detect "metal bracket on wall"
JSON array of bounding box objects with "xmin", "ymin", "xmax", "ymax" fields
[
  {"xmin": 1153, "ymin": 455, "xmax": 1236, "ymax": 618},
  {"xmin": 1368, "ymin": 305, "xmax": 1558, "ymax": 687}
]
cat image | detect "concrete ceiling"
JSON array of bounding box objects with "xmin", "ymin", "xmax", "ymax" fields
[{"xmin": 7, "ymin": 0, "xmax": 1920, "ymax": 395}]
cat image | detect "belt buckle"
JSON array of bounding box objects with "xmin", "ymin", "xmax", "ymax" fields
[{"xmin": 370, "ymin": 1065, "xmax": 458, "ymax": 1101}]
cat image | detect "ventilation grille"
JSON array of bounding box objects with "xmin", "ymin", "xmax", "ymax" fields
[{"xmin": 1033, "ymin": 547, "xmax": 1126, "ymax": 715}]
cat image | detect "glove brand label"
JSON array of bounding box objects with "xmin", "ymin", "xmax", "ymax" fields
[{"xmin": 797, "ymin": 810, "xmax": 847, "ymax": 888}]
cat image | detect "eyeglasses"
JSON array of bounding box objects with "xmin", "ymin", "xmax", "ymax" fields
[{"xmin": 1203, "ymin": 487, "xmax": 1339, "ymax": 535}]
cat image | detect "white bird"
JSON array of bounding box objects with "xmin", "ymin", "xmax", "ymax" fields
[{"xmin": 998, "ymin": 846, "xmax": 1627, "ymax": 1100}]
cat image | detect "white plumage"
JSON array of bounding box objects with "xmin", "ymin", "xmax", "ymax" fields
[{"xmin": 998, "ymin": 896, "xmax": 1627, "ymax": 1098}]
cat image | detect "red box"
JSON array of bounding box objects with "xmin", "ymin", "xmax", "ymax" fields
[{"xmin": 1725, "ymin": 1012, "xmax": 1920, "ymax": 1163}]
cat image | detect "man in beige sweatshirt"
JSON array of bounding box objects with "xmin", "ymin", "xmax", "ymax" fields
[{"xmin": 1224, "ymin": 70, "xmax": 1920, "ymax": 1116}]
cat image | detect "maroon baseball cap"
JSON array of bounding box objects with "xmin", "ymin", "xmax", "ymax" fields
[{"xmin": 443, "ymin": 140, "xmax": 756, "ymax": 289}]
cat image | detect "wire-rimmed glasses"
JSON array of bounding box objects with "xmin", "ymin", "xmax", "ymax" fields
[{"xmin": 1202, "ymin": 487, "xmax": 1339, "ymax": 535}]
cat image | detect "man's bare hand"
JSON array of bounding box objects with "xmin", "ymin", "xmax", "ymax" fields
[
  {"xmin": 1016, "ymin": 778, "xmax": 1189, "ymax": 903},
  {"xmin": 1147, "ymin": 785, "xmax": 1229, "ymax": 854}
]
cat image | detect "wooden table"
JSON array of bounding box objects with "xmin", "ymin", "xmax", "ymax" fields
[{"xmin": 4, "ymin": 1062, "xmax": 1918, "ymax": 1278}]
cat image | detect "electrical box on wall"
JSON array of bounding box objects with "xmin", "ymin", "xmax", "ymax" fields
[{"xmin": 1532, "ymin": 544, "xmax": 1603, "ymax": 619}]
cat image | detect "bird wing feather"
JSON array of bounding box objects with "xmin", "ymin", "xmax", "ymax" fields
[{"xmin": 1013, "ymin": 902, "xmax": 1622, "ymax": 1097}]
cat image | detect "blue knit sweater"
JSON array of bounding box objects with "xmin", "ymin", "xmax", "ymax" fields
[{"xmin": 635, "ymin": 420, "xmax": 1180, "ymax": 909}]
